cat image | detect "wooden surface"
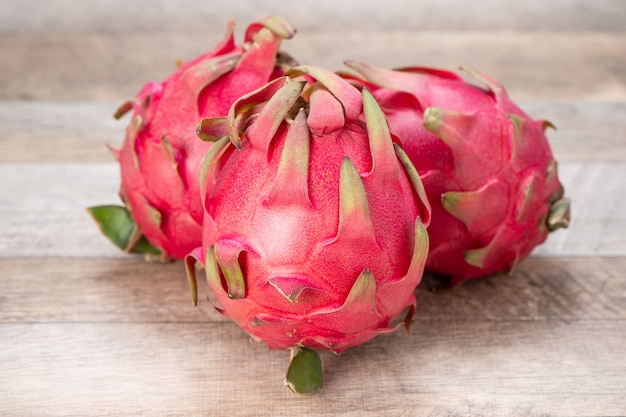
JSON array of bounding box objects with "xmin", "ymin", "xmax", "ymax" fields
[{"xmin": 1, "ymin": 1, "xmax": 625, "ymax": 415}]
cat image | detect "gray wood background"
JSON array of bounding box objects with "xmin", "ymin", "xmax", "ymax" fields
[{"xmin": 1, "ymin": 1, "xmax": 625, "ymax": 415}]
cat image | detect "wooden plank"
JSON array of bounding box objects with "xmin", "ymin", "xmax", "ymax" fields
[
  {"xmin": 2, "ymin": 255, "xmax": 625, "ymax": 415},
  {"xmin": 0, "ymin": 164, "xmax": 123, "ymax": 259},
  {"xmin": 2, "ymin": 256, "xmax": 624, "ymax": 324},
  {"xmin": 1, "ymin": 0, "xmax": 625, "ymax": 34},
  {"xmin": 0, "ymin": 32, "xmax": 624, "ymax": 101},
  {"xmin": 0, "ymin": 319, "xmax": 623, "ymax": 416},
  {"xmin": 2, "ymin": 101, "xmax": 625, "ymax": 163},
  {"xmin": 522, "ymin": 101, "xmax": 626, "ymax": 162},
  {"xmin": 532, "ymin": 162, "xmax": 626, "ymax": 256},
  {"xmin": 0, "ymin": 101, "xmax": 124, "ymax": 163},
  {"xmin": 0, "ymin": 161, "xmax": 621, "ymax": 257},
  {"xmin": 417, "ymin": 256, "xmax": 626, "ymax": 321},
  {"xmin": 0, "ymin": 257, "xmax": 220, "ymax": 324}
]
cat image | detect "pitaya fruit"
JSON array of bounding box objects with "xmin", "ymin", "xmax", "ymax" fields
[
  {"xmin": 88, "ymin": 17, "xmax": 297, "ymax": 260},
  {"xmin": 185, "ymin": 66, "xmax": 431, "ymax": 392},
  {"xmin": 343, "ymin": 62, "xmax": 570, "ymax": 286}
]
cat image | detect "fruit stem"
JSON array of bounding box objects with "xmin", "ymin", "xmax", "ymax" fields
[{"xmin": 285, "ymin": 347, "xmax": 323, "ymax": 394}]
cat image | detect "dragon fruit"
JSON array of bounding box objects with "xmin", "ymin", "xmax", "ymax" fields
[
  {"xmin": 185, "ymin": 66, "xmax": 431, "ymax": 392},
  {"xmin": 343, "ymin": 62, "xmax": 570, "ymax": 286},
  {"xmin": 88, "ymin": 17, "xmax": 297, "ymax": 260}
]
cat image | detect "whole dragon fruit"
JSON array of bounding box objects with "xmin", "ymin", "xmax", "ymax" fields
[
  {"xmin": 88, "ymin": 17, "xmax": 297, "ymax": 260},
  {"xmin": 186, "ymin": 66, "xmax": 431, "ymax": 392},
  {"xmin": 343, "ymin": 62, "xmax": 570, "ymax": 286}
]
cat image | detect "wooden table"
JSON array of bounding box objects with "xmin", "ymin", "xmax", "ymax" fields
[{"xmin": 1, "ymin": 1, "xmax": 625, "ymax": 415}]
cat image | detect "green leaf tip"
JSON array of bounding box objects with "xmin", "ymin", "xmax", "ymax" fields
[
  {"xmin": 394, "ymin": 144, "xmax": 432, "ymax": 227},
  {"xmin": 423, "ymin": 107, "xmax": 443, "ymax": 132},
  {"xmin": 330, "ymin": 156, "xmax": 377, "ymax": 246},
  {"xmin": 196, "ymin": 117, "xmax": 229, "ymax": 142},
  {"xmin": 442, "ymin": 180, "xmax": 507, "ymax": 236},
  {"xmin": 184, "ymin": 251, "xmax": 201, "ymax": 306},
  {"xmin": 181, "ymin": 52, "xmax": 241, "ymax": 98},
  {"xmin": 542, "ymin": 119, "xmax": 557, "ymax": 132},
  {"xmin": 86, "ymin": 205, "xmax": 160, "ymax": 255},
  {"xmin": 130, "ymin": 236, "xmax": 162, "ymax": 256},
  {"xmin": 113, "ymin": 100, "xmax": 134, "ymax": 120},
  {"xmin": 423, "ymin": 107, "xmax": 475, "ymax": 152},
  {"xmin": 285, "ymin": 347, "xmax": 323, "ymax": 394},
  {"xmin": 256, "ymin": 16, "xmax": 297, "ymax": 40},
  {"xmin": 265, "ymin": 107, "xmax": 311, "ymax": 208},
  {"xmin": 547, "ymin": 197, "xmax": 571, "ymax": 231},
  {"xmin": 464, "ymin": 246, "xmax": 488, "ymax": 269},
  {"xmin": 460, "ymin": 66, "xmax": 504, "ymax": 97},
  {"xmin": 341, "ymin": 268, "xmax": 380, "ymax": 317},
  {"xmin": 362, "ymin": 87, "xmax": 398, "ymax": 179},
  {"xmin": 209, "ymin": 242, "xmax": 247, "ymax": 299}
]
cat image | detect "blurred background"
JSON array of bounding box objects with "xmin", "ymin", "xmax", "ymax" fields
[{"xmin": 1, "ymin": 0, "xmax": 624, "ymax": 102}]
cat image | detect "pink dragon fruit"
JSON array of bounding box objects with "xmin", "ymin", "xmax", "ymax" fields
[
  {"xmin": 343, "ymin": 62, "xmax": 570, "ymax": 286},
  {"xmin": 88, "ymin": 17, "xmax": 297, "ymax": 260},
  {"xmin": 185, "ymin": 66, "xmax": 431, "ymax": 392}
]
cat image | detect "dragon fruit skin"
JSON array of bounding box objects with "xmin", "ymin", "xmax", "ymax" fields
[
  {"xmin": 186, "ymin": 66, "xmax": 431, "ymax": 361},
  {"xmin": 88, "ymin": 17, "xmax": 296, "ymax": 260},
  {"xmin": 344, "ymin": 62, "xmax": 570, "ymax": 286}
]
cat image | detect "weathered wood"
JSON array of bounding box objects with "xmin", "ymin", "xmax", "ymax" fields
[
  {"xmin": 532, "ymin": 162, "xmax": 626, "ymax": 256},
  {"xmin": 0, "ymin": 101, "xmax": 124, "ymax": 163},
  {"xmin": 1, "ymin": 256, "xmax": 624, "ymax": 415},
  {"xmin": 2, "ymin": 101, "xmax": 625, "ymax": 163},
  {"xmin": 523, "ymin": 101, "xmax": 626, "ymax": 162},
  {"xmin": 0, "ymin": 319, "xmax": 623, "ymax": 416},
  {"xmin": 1, "ymin": 32, "xmax": 624, "ymax": 100},
  {"xmin": 417, "ymin": 256, "xmax": 626, "ymax": 321},
  {"xmin": 0, "ymin": 257, "xmax": 220, "ymax": 324},
  {"xmin": 0, "ymin": 164, "xmax": 122, "ymax": 259}
]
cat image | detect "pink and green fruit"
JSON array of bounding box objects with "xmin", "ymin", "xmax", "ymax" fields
[
  {"xmin": 344, "ymin": 62, "xmax": 570, "ymax": 286},
  {"xmin": 186, "ymin": 66, "xmax": 431, "ymax": 392},
  {"xmin": 88, "ymin": 17, "xmax": 297, "ymax": 260}
]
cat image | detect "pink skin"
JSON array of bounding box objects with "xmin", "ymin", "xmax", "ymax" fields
[
  {"xmin": 189, "ymin": 68, "xmax": 431, "ymax": 352},
  {"xmin": 344, "ymin": 63, "xmax": 566, "ymax": 285},
  {"xmin": 114, "ymin": 18, "xmax": 295, "ymax": 259}
]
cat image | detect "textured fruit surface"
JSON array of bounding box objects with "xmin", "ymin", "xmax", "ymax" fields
[
  {"xmin": 187, "ymin": 66, "xmax": 431, "ymax": 353},
  {"xmin": 90, "ymin": 17, "xmax": 297, "ymax": 259},
  {"xmin": 345, "ymin": 62, "xmax": 570, "ymax": 285}
]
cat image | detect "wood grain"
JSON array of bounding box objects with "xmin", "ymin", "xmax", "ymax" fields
[
  {"xmin": 523, "ymin": 101, "xmax": 626, "ymax": 162},
  {"xmin": 2, "ymin": 32, "xmax": 624, "ymax": 101},
  {"xmin": 0, "ymin": 257, "xmax": 220, "ymax": 324},
  {"xmin": 0, "ymin": 101, "xmax": 124, "ymax": 163},
  {"xmin": 1, "ymin": 0, "xmax": 625, "ymax": 415},
  {"xmin": 1, "ymin": 257, "xmax": 624, "ymax": 415},
  {"xmin": 1, "ymin": 319, "xmax": 624, "ymax": 416},
  {"xmin": 533, "ymin": 162, "xmax": 626, "ymax": 256}
]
